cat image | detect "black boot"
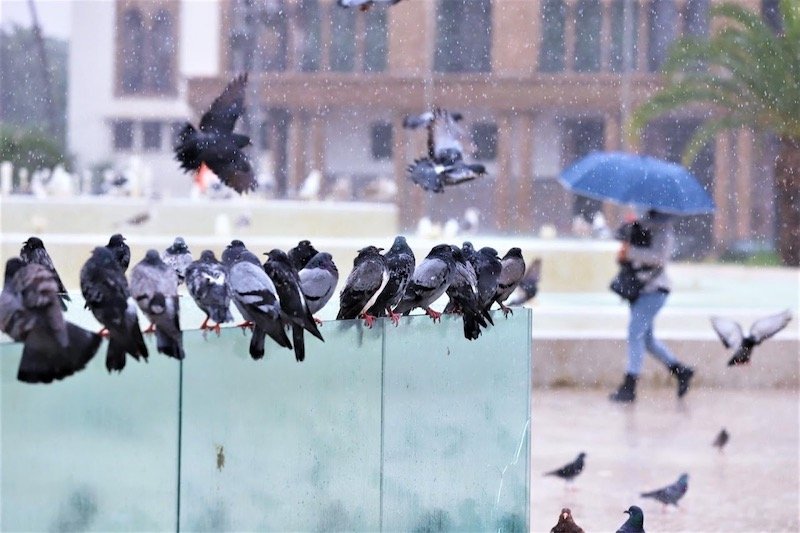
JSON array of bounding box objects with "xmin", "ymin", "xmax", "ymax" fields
[
  {"xmin": 609, "ymin": 373, "xmax": 637, "ymax": 403},
  {"xmin": 669, "ymin": 363, "xmax": 694, "ymax": 398}
]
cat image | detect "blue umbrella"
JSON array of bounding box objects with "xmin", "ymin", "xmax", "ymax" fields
[{"xmin": 559, "ymin": 151, "xmax": 715, "ymax": 215}]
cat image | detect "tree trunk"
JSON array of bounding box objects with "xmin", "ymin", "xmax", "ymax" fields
[{"xmin": 775, "ymin": 136, "xmax": 800, "ymax": 266}]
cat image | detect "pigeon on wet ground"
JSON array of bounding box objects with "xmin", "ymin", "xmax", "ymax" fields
[
  {"xmin": 19, "ymin": 236, "xmax": 71, "ymax": 310},
  {"xmin": 287, "ymin": 240, "xmax": 320, "ymax": 271},
  {"xmin": 545, "ymin": 452, "xmax": 586, "ymax": 485},
  {"xmin": 394, "ymin": 244, "xmax": 457, "ymax": 322},
  {"xmin": 713, "ymin": 428, "xmax": 729, "ymax": 452},
  {"xmin": 549, "ymin": 507, "xmax": 584, "ymax": 533},
  {"xmin": 367, "ymin": 236, "xmax": 415, "ymax": 325},
  {"xmin": 616, "ymin": 506, "xmax": 645, "ymax": 533},
  {"xmin": 337, "ymin": 246, "xmax": 389, "ymax": 328},
  {"xmin": 710, "ymin": 310, "xmax": 793, "ymax": 366},
  {"xmin": 105, "ymin": 233, "xmax": 131, "ymax": 272},
  {"xmin": 507, "ymin": 257, "xmax": 542, "ymax": 306},
  {"xmin": 640, "ymin": 473, "xmax": 689, "ymax": 507},
  {"xmin": 444, "ymin": 246, "xmax": 488, "ymax": 340},
  {"xmin": 492, "ymin": 247, "xmax": 525, "ymax": 317},
  {"xmin": 185, "ymin": 250, "xmax": 234, "ymax": 333},
  {"xmin": 298, "ymin": 252, "xmax": 339, "ymax": 319},
  {"xmin": 161, "ymin": 237, "xmax": 193, "ymax": 285}
]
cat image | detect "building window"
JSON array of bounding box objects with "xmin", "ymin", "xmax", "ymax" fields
[
  {"xmin": 261, "ymin": 4, "xmax": 288, "ymax": 72},
  {"xmin": 539, "ymin": 0, "xmax": 566, "ymax": 73},
  {"xmin": 259, "ymin": 119, "xmax": 271, "ymax": 151},
  {"xmin": 113, "ymin": 120, "xmax": 134, "ymax": 151},
  {"xmin": 647, "ymin": 0, "xmax": 678, "ymax": 72},
  {"xmin": 297, "ymin": 0, "xmax": 321, "ymax": 72},
  {"xmin": 472, "ymin": 122, "xmax": 498, "ymax": 161},
  {"xmin": 762, "ymin": 0, "xmax": 782, "ymax": 34},
  {"xmin": 170, "ymin": 121, "xmax": 185, "ymax": 147},
  {"xmin": 370, "ymin": 122, "xmax": 393, "ymax": 160},
  {"xmin": 330, "ymin": 5, "xmax": 356, "ymax": 72},
  {"xmin": 609, "ymin": 0, "xmax": 639, "ymax": 72},
  {"xmin": 363, "ymin": 8, "xmax": 388, "ymax": 73},
  {"xmin": 119, "ymin": 8, "xmax": 145, "ymax": 93},
  {"xmin": 434, "ymin": 0, "xmax": 492, "ymax": 73},
  {"xmin": 574, "ymin": 0, "xmax": 602, "ymax": 72},
  {"xmin": 683, "ymin": 0, "xmax": 709, "ymax": 37},
  {"xmin": 149, "ymin": 9, "xmax": 176, "ymax": 94},
  {"xmin": 142, "ymin": 121, "xmax": 162, "ymax": 151}
]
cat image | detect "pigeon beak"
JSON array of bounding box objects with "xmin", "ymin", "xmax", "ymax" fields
[{"xmin": 624, "ymin": 510, "xmax": 630, "ymax": 515}]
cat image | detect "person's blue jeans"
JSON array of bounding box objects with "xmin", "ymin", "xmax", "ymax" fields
[{"xmin": 627, "ymin": 290, "xmax": 677, "ymax": 375}]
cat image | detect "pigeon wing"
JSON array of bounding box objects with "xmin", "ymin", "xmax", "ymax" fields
[
  {"xmin": 709, "ymin": 316, "xmax": 744, "ymax": 349},
  {"xmin": 407, "ymin": 158, "xmax": 444, "ymax": 193},
  {"xmin": 199, "ymin": 73, "xmax": 248, "ymax": 134},
  {"xmin": 205, "ymin": 148, "xmax": 256, "ymax": 194},
  {"xmin": 749, "ymin": 309, "xmax": 792, "ymax": 344}
]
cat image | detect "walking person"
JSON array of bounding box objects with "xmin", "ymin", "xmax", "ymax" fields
[{"xmin": 609, "ymin": 210, "xmax": 694, "ymax": 402}]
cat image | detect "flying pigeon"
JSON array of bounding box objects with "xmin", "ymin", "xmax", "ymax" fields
[
  {"xmin": 713, "ymin": 428, "xmax": 729, "ymax": 452},
  {"xmin": 174, "ymin": 73, "xmax": 256, "ymax": 194},
  {"xmin": 263, "ymin": 249, "xmax": 324, "ymax": 362},
  {"xmin": 550, "ymin": 508, "xmax": 585, "ymax": 533},
  {"xmin": 0, "ymin": 258, "xmax": 101, "ymax": 384},
  {"xmin": 186, "ymin": 250, "xmax": 234, "ymax": 334},
  {"xmin": 337, "ymin": 246, "xmax": 389, "ymax": 328},
  {"xmin": 444, "ymin": 246, "xmax": 488, "ymax": 340},
  {"xmin": 616, "ymin": 506, "xmax": 645, "ymax": 533},
  {"xmin": 221, "ymin": 239, "xmax": 261, "ymax": 267},
  {"xmin": 393, "ymin": 244, "xmax": 456, "ymax": 322},
  {"xmin": 506, "ymin": 257, "xmax": 542, "ymax": 306},
  {"xmin": 161, "ymin": 237, "xmax": 193, "ymax": 285},
  {"xmin": 336, "ymin": 0, "xmax": 404, "ymax": 11},
  {"xmin": 287, "ymin": 240, "xmax": 320, "ymax": 271},
  {"xmin": 105, "ymin": 233, "xmax": 131, "ymax": 272},
  {"xmin": 492, "ymin": 247, "xmax": 525, "ymax": 317},
  {"xmin": 19, "ymin": 236, "xmax": 71, "ymax": 310},
  {"xmin": 298, "ymin": 252, "xmax": 339, "ymax": 318},
  {"xmin": 367, "ymin": 236, "xmax": 415, "ymax": 325},
  {"xmin": 80, "ymin": 247, "xmax": 148, "ymax": 372},
  {"xmin": 710, "ymin": 310, "xmax": 793, "ymax": 365},
  {"xmin": 130, "ymin": 250, "xmax": 184, "ymax": 360},
  {"xmin": 406, "ymin": 157, "xmax": 486, "ymax": 193},
  {"xmin": 403, "ymin": 110, "xmax": 463, "ymax": 130},
  {"xmin": 640, "ymin": 473, "xmax": 689, "ymax": 507},
  {"xmin": 544, "ymin": 452, "xmax": 586, "ymax": 484}
]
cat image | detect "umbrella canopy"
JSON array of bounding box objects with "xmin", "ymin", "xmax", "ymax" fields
[{"xmin": 559, "ymin": 151, "xmax": 715, "ymax": 215}]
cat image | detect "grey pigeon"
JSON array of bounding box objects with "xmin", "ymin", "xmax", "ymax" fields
[
  {"xmin": 337, "ymin": 246, "xmax": 389, "ymax": 328},
  {"xmin": 185, "ymin": 250, "xmax": 234, "ymax": 333},
  {"xmin": 80, "ymin": 247, "xmax": 148, "ymax": 372},
  {"xmin": 492, "ymin": 247, "xmax": 526, "ymax": 317},
  {"xmin": 427, "ymin": 107, "xmax": 468, "ymax": 165},
  {"xmin": 222, "ymin": 239, "xmax": 260, "ymax": 267},
  {"xmin": 713, "ymin": 428, "xmax": 729, "ymax": 452},
  {"xmin": 0, "ymin": 258, "xmax": 100, "ymax": 384},
  {"xmin": 406, "ymin": 157, "xmax": 486, "ymax": 193},
  {"xmin": 616, "ymin": 506, "xmax": 645, "ymax": 533},
  {"xmin": 19, "ymin": 236, "xmax": 71, "ymax": 310},
  {"xmin": 507, "ymin": 257, "xmax": 542, "ymax": 306},
  {"xmin": 550, "ymin": 507, "xmax": 585, "ymax": 533},
  {"xmin": 393, "ymin": 244, "xmax": 457, "ymax": 322},
  {"xmin": 337, "ymin": 0, "xmax": 404, "ymax": 11},
  {"xmin": 161, "ymin": 237, "xmax": 193, "ymax": 284},
  {"xmin": 105, "ymin": 233, "xmax": 131, "ymax": 272},
  {"xmin": 299, "ymin": 252, "xmax": 339, "ymax": 317},
  {"xmin": 710, "ymin": 310, "xmax": 792, "ymax": 366},
  {"xmin": 367, "ymin": 236, "xmax": 415, "ymax": 325},
  {"xmin": 174, "ymin": 73, "xmax": 256, "ymax": 194},
  {"xmin": 545, "ymin": 452, "xmax": 586, "ymax": 484},
  {"xmin": 444, "ymin": 246, "xmax": 488, "ymax": 340},
  {"xmin": 403, "ymin": 110, "xmax": 463, "ymax": 130},
  {"xmin": 130, "ymin": 250, "xmax": 184, "ymax": 360},
  {"xmin": 287, "ymin": 240, "xmax": 320, "ymax": 271},
  {"xmin": 640, "ymin": 473, "xmax": 689, "ymax": 507}
]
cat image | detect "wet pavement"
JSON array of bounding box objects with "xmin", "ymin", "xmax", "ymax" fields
[{"xmin": 530, "ymin": 389, "xmax": 799, "ymax": 532}]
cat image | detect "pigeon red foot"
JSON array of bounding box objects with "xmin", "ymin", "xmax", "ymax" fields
[
  {"xmin": 362, "ymin": 313, "xmax": 377, "ymax": 329},
  {"xmin": 425, "ymin": 307, "xmax": 442, "ymax": 323},
  {"xmin": 387, "ymin": 308, "xmax": 401, "ymax": 327}
]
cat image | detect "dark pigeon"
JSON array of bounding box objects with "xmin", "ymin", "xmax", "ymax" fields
[
  {"xmin": 544, "ymin": 452, "xmax": 586, "ymax": 484},
  {"xmin": 616, "ymin": 506, "xmax": 645, "ymax": 533},
  {"xmin": 710, "ymin": 310, "xmax": 792, "ymax": 365},
  {"xmin": 507, "ymin": 257, "xmax": 542, "ymax": 306},
  {"xmin": 0, "ymin": 259, "xmax": 100, "ymax": 384},
  {"xmin": 161, "ymin": 237, "xmax": 193, "ymax": 285},
  {"xmin": 640, "ymin": 473, "xmax": 689, "ymax": 507},
  {"xmin": 406, "ymin": 157, "xmax": 486, "ymax": 194},
  {"xmin": 105, "ymin": 233, "xmax": 131, "ymax": 272},
  {"xmin": 80, "ymin": 247, "xmax": 148, "ymax": 372},
  {"xmin": 492, "ymin": 247, "xmax": 525, "ymax": 317},
  {"xmin": 185, "ymin": 250, "xmax": 234, "ymax": 333},
  {"xmin": 713, "ymin": 428, "xmax": 729, "ymax": 452},
  {"xmin": 337, "ymin": 0, "xmax": 404, "ymax": 11},
  {"xmin": 19, "ymin": 236, "xmax": 71, "ymax": 310},
  {"xmin": 263, "ymin": 249, "xmax": 324, "ymax": 362},
  {"xmin": 550, "ymin": 507, "xmax": 585, "ymax": 533},
  {"xmin": 443, "ymin": 246, "xmax": 488, "ymax": 341},
  {"xmin": 466, "ymin": 244, "xmax": 502, "ymax": 325},
  {"xmin": 174, "ymin": 73, "xmax": 256, "ymax": 194},
  {"xmin": 393, "ymin": 244, "xmax": 456, "ymax": 322},
  {"xmin": 287, "ymin": 240, "xmax": 320, "ymax": 271},
  {"xmin": 221, "ymin": 239, "xmax": 260, "ymax": 267},
  {"xmin": 130, "ymin": 250, "xmax": 184, "ymax": 360},
  {"xmin": 337, "ymin": 246, "xmax": 389, "ymax": 328},
  {"xmin": 367, "ymin": 236, "xmax": 415, "ymax": 325},
  {"xmin": 298, "ymin": 252, "xmax": 339, "ymax": 317}
]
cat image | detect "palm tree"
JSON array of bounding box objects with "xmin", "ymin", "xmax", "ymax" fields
[{"xmin": 630, "ymin": 0, "xmax": 800, "ymax": 266}]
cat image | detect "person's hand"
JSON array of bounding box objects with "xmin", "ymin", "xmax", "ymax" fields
[{"xmin": 617, "ymin": 242, "xmax": 629, "ymax": 263}]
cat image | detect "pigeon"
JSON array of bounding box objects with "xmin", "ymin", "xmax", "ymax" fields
[
  {"xmin": 406, "ymin": 157, "xmax": 486, "ymax": 193},
  {"xmin": 80, "ymin": 247, "xmax": 148, "ymax": 372},
  {"xmin": 105, "ymin": 233, "xmax": 131, "ymax": 272},
  {"xmin": 0, "ymin": 258, "xmax": 101, "ymax": 384},
  {"xmin": 130, "ymin": 250, "xmax": 184, "ymax": 360},
  {"xmin": 173, "ymin": 73, "xmax": 256, "ymax": 194},
  {"xmin": 403, "ymin": 110, "xmax": 463, "ymax": 130},
  {"xmin": 507, "ymin": 257, "xmax": 542, "ymax": 306},
  {"xmin": 545, "ymin": 452, "xmax": 586, "ymax": 484},
  {"xmin": 263, "ymin": 249, "xmax": 324, "ymax": 362},
  {"xmin": 161, "ymin": 237, "xmax": 193, "ymax": 284},
  {"xmin": 185, "ymin": 250, "xmax": 234, "ymax": 333},
  {"xmin": 616, "ymin": 506, "xmax": 645, "ymax": 533},
  {"xmin": 393, "ymin": 244, "xmax": 457, "ymax": 322},
  {"xmin": 444, "ymin": 246, "xmax": 488, "ymax": 340},
  {"xmin": 465, "ymin": 244, "xmax": 502, "ymax": 325},
  {"xmin": 336, "ymin": 0, "xmax": 404, "ymax": 11},
  {"xmin": 227, "ymin": 254, "xmax": 291, "ymax": 360},
  {"xmin": 713, "ymin": 428, "xmax": 729, "ymax": 452},
  {"xmin": 337, "ymin": 246, "xmax": 389, "ymax": 328},
  {"xmin": 426, "ymin": 107, "xmax": 468, "ymax": 165},
  {"xmin": 221, "ymin": 239, "xmax": 261, "ymax": 267},
  {"xmin": 640, "ymin": 473, "xmax": 689, "ymax": 507},
  {"xmin": 367, "ymin": 236, "xmax": 416, "ymax": 325},
  {"xmin": 287, "ymin": 240, "xmax": 320, "ymax": 271},
  {"xmin": 298, "ymin": 252, "xmax": 339, "ymax": 317},
  {"xmin": 19, "ymin": 236, "xmax": 71, "ymax": 310},
  {"xmin": 492, "ymin": 247, "xmax": 526, "ymax": 317},
  {"xmin": 550, "ymin": 508, "xmax": 585, "ymax": 533},
  {"xmin": 710, "ymin": 310, "xmax": 793, "ymax": 365}
]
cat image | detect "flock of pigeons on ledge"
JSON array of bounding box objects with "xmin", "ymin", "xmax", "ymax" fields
[{"xmin": 0, "ymin": 234, "xmax": 542, "ymax": 385}]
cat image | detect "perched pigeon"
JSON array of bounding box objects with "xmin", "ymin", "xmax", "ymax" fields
[
  {"xmin": 221, "ymin": 239, "xmax": 261, "ymax": 267},
  {"xmin": 710, "ymin": 310, "xmax": 793, "ymax": 366},
  {"xmin": 336, "ymin": 0, "xmax": 404, "ymax": 11},
  {"xmin": 227, "ymin": 255, "xmax": 291, "ymax": 359},
  {"xmin": 394, "ymin": 244, "xmax": 457, "ymax": 322},
  {"xmin": 0, "ymin": 259, "xmax": 101, "ymax": 384},
  {"xmin": 174, "ymin": 73, "xmax": 256, "ymax": 194},
  {"xmin": 545, "ymin": 452, "xmax": 586, "ymax": 484},
  {"xmin": 492, "ymin": 247, "xmax": 526, "ymax": 317},
  {"xmin": 713, "ymin": 428, "xmax": 729, "ymax": 452},
  {"xmin": 444, "ymin": 246, "xmax": 488, "ymax": 340},
  {"xmin": 19, "ymin": 236, "xmax": 71, "ymax": 310},
  {"xmin": 298, "ymin": 252, "xmax": 339, "ymax": 317},
  {"xmin": 550, "ymin": 508, "xmax": 585, "ymax": 533},
  {"xmin": 185, "ymin": 250, "xmax": 234, "ymax": 333},
  {"xmin": 287, "ymin": 240, "xmax": 320, "ymax": 271},
  {"xmin": 263, "ymin": 249, "xmax": 324, "ymax": 362},
  {"xmin": 507, "ymin": 257, "xmax": 542, "ymax": 306},
  {"xmin": 337, "ymin": 246, "xmax": 389, "ymax": 328},
  {"xmin": 465, "ymin": 244, "xmax": 501, "ymax": 325},
  {"xmin": 367, "ymin": 236, "xmax": 416, "ymax": 325},
  {"xmin": 105, "ymin": 233, "xmax": 131, "ymax": 272},
  {"xmin": 80, "ymin": 247, "xmax": 148, "ymax": 372},
  {"xmin": 406, "ymin": 157, "xmax": 486, "ymax": 193},
  {"xmin": 130, "ymin": 250, "xmax": 184, "ymax": 360},
  {"xmin": 403, "ymin": 110, "xmax": 463, "ymax": 130},
  {"xmin": 640, "ymin": 473, "xmax": 689, "ymax": 507},
  {"xmin": 161, "ymin": 237, "xmax": 193, "ymax": 284},
  {"xmin": 616, "ymin": 506, "xmax": 645, "ymax": 533}
]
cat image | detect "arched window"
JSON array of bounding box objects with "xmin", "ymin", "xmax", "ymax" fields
[
  {"xmin": 330, "ymin": 4, "xmax": 356, "ymax": 72},
  {"xmin": 647, "ymin": 0, "xmax": 678, "ymax": 72},
  {"xmin": 261, "ymin": 1, "xmax": 288, "ymax": 72},
  {"xmin": 120, "ymin": 8, "xmax": 145, "ymax": 93},
  {"xmin": 761, "ymin": 0, "xmax": 782, "ymax": 34},
  {"xmin": 297, "ymin": 0, "xmax": 321, "ymax": 72},
  {"xmin": 609, "ymin": 0, "xmax": 639, "ymax": 72},
  {"xmin": 364, "ymin": 7, "xmax": 388, "ymax": 73},
  {"xmin": 574, "ymin": 0, "xmax": 602, "ymax": 72},
  {"xmin": 434, "ymin": 0, "xmax": 492, "ymax": 73},
  {"xmin": 149, "ymin": 9, "xmax": 176, "ymax": 94},
  {"xmin": 539, "ymin": 0, "xmax": 565, "ymax": 73},
  {"xmin": 684, "ymin": 0, "xmax": 708, "ymax": 37}
]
